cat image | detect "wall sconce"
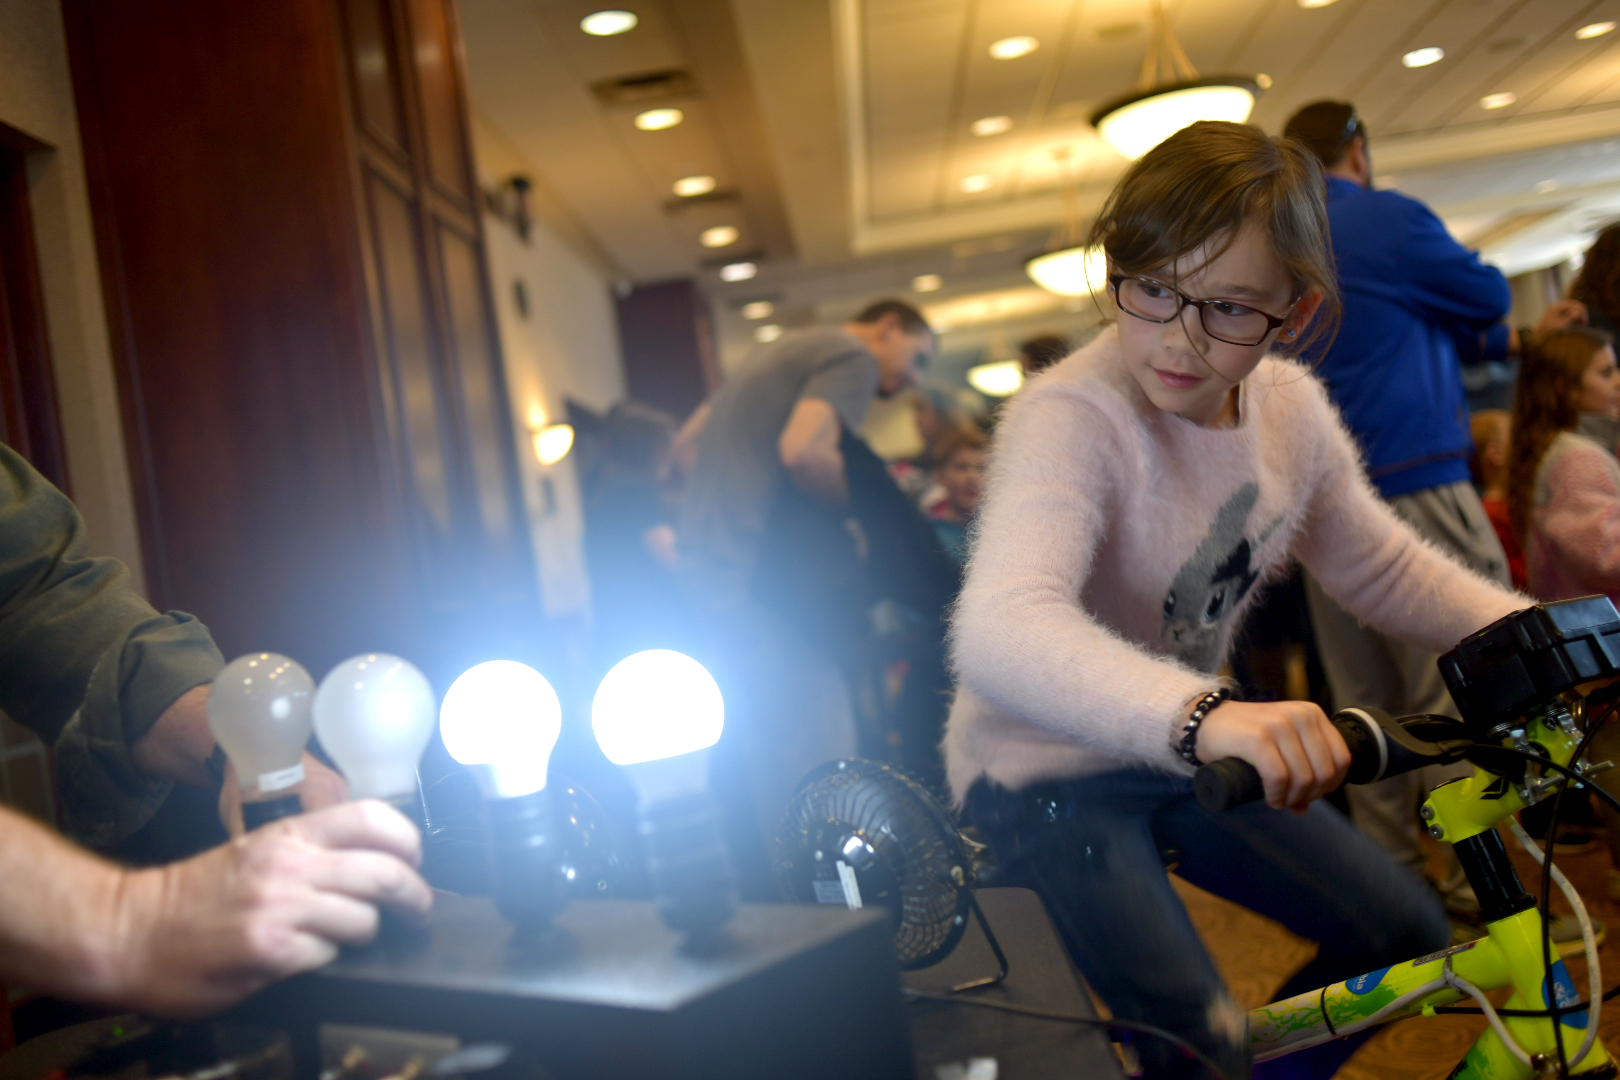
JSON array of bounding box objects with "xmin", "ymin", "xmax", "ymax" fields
[{"xmin": 533, "ymin": 423, "xmax": 575, "ymax": 466}]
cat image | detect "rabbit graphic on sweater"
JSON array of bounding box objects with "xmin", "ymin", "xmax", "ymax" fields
[{"xmin": 1161, "ymin": 482, "xmax": 1282, "ymax": 671}]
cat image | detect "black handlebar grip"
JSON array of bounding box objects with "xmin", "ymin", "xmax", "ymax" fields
[{"xmin": 1193, "ymin": 758, "xmax": 1266, "ymax": 813}]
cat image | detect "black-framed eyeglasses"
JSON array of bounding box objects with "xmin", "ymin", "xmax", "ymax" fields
[{"xmin": 1108, "ymin": 274, "xmax": 1296, "ymax": 347}]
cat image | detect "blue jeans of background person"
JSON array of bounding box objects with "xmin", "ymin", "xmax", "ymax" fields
[{"xmin": 967, "ymin": 769, "xmax": 1450, "ymax": 1079}]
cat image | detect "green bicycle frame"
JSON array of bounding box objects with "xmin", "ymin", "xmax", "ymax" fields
[{"xmin": 1248, "ymin": 711, "xmax": 1616, "ymax": 1078}]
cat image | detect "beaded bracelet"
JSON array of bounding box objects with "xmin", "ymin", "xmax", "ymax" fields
[{"xmin": 1177, "ymin": 688, "xmax": 1232, "ymax": 766}]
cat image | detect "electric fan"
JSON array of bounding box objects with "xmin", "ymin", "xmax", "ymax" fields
[{"xmin": 774, "ymin": 759, "xmax": 1006, "ymax": 991}]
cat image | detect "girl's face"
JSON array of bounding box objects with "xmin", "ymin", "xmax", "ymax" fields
[
  {"xmin": 1115, "ymin": 222, "xmax": 1320, "ymax": 427},
  {"xmin": 1576, "ymin": 345, "xmax": 1620, "ymax": 417}
]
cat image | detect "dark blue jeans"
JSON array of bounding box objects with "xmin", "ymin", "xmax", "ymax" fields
[{"xmin": 967, "ymin": 770, "xmax": 1449, "ymax": 1079}]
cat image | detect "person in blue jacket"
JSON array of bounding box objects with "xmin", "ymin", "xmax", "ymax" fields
[{"xmin": 1282, "ymin": 102, "xmax": 1581, "ymax": 930}]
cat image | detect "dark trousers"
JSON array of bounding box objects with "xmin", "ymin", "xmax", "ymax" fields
[{"xmin": 967, "ymin": 769, "xmax": 1450, "ymax": 1078}]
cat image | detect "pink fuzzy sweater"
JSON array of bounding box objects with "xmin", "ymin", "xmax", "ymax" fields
[
  {"xmin": 944, "ymin": 326, "xmax": 1524, "ymax": 803},
  {"xmin": 1526, "ymin": 431, "xmax": 1620, "ymax": 604}
]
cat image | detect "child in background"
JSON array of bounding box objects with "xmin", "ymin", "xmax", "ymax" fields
[
  {"xmin": 926, "ymin": 427, "xmax": 987, "ymax": 565},
  {"xmin": 946, "ymin": 121, "xmax": 1525, "ymax": 1078},
  {"xmin": 1469, "ymin": 409, "xmax": 1524, "ymax": 589}
]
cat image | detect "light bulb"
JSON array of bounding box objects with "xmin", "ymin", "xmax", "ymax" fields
[
  {"xmin": 592, "ymin": 650, "xmax": 735, "ymax": 934},
  {"xmin": 313, "ymin": 654, "xmax": 436, "ymax": 802},
  {"xmin": 209, "ymin": 653, "xmax": 314, "ymax": 829},
  {"xmin": 441, "ymin": 661, "xmax": 563, "ymax": 799},
  {"xmin": 442, "ymin": 660, "xmax": 569, "ymax": 929}
]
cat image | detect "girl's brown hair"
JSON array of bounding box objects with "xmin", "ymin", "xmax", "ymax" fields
[
  {"xmin": 1506, "ymin": 326, "xmax": 1614, "ymax": 540},
  {"xmin": 1087, "ymin": 120, "xmax": 1341, "ymax": 356},
  {"xmin": 1571, "ymin": 225, "xmax": 1620, "ymax": 329}
]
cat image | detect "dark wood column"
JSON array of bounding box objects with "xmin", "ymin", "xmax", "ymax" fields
[
  {"xmin": 63, "ymin": 0, "xmax": 540, "ymax": 683},
  {"xmin": 615, "ymin": 279, "xmax": 720, "ymax": 420}
]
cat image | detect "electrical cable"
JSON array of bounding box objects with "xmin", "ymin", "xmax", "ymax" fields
[
  {"xmin": 1441, "ymin": 961, "xmax": 1535, "ymax": 1068},
  {"xmin": 1509, "ymin": 818, "xmax": 1602, "ymax": 1068},
  {"xmin": 899, "ymin": 988, "xmax": 1233, "ymax": 1080}
]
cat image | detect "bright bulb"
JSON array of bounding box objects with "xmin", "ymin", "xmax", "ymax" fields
[
  {"xmin": 988, "ymin": 36, "xmax": 1038, "ymax": 59},
  {"xmin": 1402, "ymin": 47, "xmax": 1444, "ymax": 68},
  {"xmin": 580, "ymin": 10, "xmax": 637, "ymax": 36},
  {"xmin": 534, "ymin": 423, "xmax": 574, "ymax": 465},
  {"xmin": 1026, "ymin": 245, "xmax": 1109, "ymax": 297},
  {"xmin": 719, "ymin": 261, "xmax": 757, "ymax": 281},
  {"xmin": 1095, "ymin": 84, "xmax": 1255, "ymax": 160},
  {"xmin": 1480, "ymin": 92, "xmax": 1516, "ymax": 110},
  {"xmin": 209, "ymin": 653, "xmax": 314, "ymax": 796},
  {"xmin": 313, "ymin": 654, "xmax": 436, "ymax": 801},
  {"xmin": 960, "ymin": 174, "xmax": 994, "ymax": 193},
  {"xmin": 968, "ymin": 360, "xmax": 1025, "ymax": 397},
  {"xmin": 1297, "ymin": 0, "xmax": 1338, "ymax": 7},
  {"xmin": 971, "ymin": 115, "xmax": 1013, "ymax": 137},
  {"xmin": 912, "ymin": 274, "xmax": 943, "ymax": 292},
  {"xmin": 741, "ymin": 300, "xmax": 773, "ymax": 319},
  {"xmin": 1578, "ymin": 22, "xmax": 1617, "ymax": 39},
  {"xmin": 440, "ymin": 661, "xmax": 562, "ymax": 800},
  {"xmin": 673, "ymin": 174, "xmax": 716, "ymax": 197},
  {"xmin": 700, "ymin": 225, "xmax": 739, "ymax": 248},
  {"xmin": 755, "ymin": 324, "xmax": 783, "ymax": 342},
  {"xmin": 592, "ymin": 650, "xmax": 723, "ymax": 803},
  {"xmin": 635, "ymin": 108, "xmax": 683, "ymax": 131}
]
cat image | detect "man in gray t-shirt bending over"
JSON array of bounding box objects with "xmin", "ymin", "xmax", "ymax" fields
[
  {"xmin": 674, "ymin": 299, "xmax": 933, "ymax": 881},
  {"xmin": 678, "ymin": 299, "xmax": 934, "ymax": 608}
]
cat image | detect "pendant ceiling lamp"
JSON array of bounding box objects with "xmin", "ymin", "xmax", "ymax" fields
[
  {"xmin": 1024, "ymin": 148, "xmax": 1108, "ymax": 298},
  {"xmin": 1090, "ymin": 1, "xmax": 1259, "ymax": 160}
]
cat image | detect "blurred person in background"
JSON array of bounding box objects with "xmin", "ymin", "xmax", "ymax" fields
[
  {"xmin": 1469, "ymin": 410, "xmax": 1525, "ymax": 590},
  {"xmin": 1017, "ymin": 333, "xmax": 1071, "ymax": 377},
  {"xmin": 1506, "ymin": 326, "xmax": 1620, "ymax": 898},
  {"xmin": 926, "ymin": 426, "xmax": 987, "ymax": 566},
  {"xmin": 1572, "ymin": 224, "xmax": 1620, "ymax": 336},
  {"xmin": 674, "ymin": 299, "xmax": 934, "ymax": 889},
  {"xmin": 1284, "ymin": 101, "xmax": 1576, "ymax": 935}
]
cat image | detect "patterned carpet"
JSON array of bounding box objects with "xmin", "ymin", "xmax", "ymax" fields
[{"xmin": 1176, "ymin": 827, "xmax": 1620, "ymax": 1077}]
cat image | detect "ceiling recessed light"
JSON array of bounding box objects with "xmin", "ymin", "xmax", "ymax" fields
[
  {"xmin": 700, "ymin": 225, "xmax": 739, "ymax": 248},
  {"xmin": 755, "ymin": 324, "xmax": 783, "ymax": 343},
  {"xmin": 960, "ymin": 174, "xmax": 994, "ymax": 193},
  {"xmin": 1480, "ymin": 92, "xmax": 1517, "ymax": 110},
  {"xmin": 1298, "ymin": 0, "xmax": 1339, "ymax": 7},
  {"xmin": 1402, "ymin": 46, "xmax": 1445, "ymax": 68},
  {"xmin": 580, "ymin": 10, "xmax": 637, "ymax": 36},
  {"xmin": 912, "ymin": 274, "xmax": 943, "ymax": 292},
  {"xmin": 1256, "ymin": 73, "xmax": 1273, "ymax": 89},
  {"xmin": 1579, "ymin": 21, "xmax": 1617, "ymax": 39},
  {"xmin": 719, "ymin": 261, "xmax": 756, "ymax": 282},
  {"xmin": 1535, "ymin": 179, "xmax": 1561, "ymax": 194},
  {"xmin": 634, "ymin": 108, "xmax": 683, "ymax": 131},
  {"xmin": 989, "ymin": 36, "xmax": 1039, "ymax": 60},
  {"xmin": 672, "ymin": 175, "xmax": 716, "ymax": 197},
  {"xmin": 971, "ymin": 115, "xmax": 1014, "ymax": 137},
  {"xmin": 741, "ymin": 301, "xmax": 774, "ymax": 320}
]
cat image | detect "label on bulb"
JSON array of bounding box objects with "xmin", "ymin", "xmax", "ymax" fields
[
  {"xmin": 836, "ymin": 860, "xmax": 863, "ymax": 910},
  {"xmin": 258, "ymin": 762, "xmax": 306, "ymax": 793}
]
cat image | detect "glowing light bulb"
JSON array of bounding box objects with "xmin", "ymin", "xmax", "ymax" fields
[
  {"xmin": 443, "ymin": 660, "xmax": 570, "ymax": 928},
  {"xmin": 209, "ymin": 653, "xmax": 314, "ymax": 829},
  {"xmin": 313, "ymin": 654, "xmax": 435, "ymax": 802},
  {"xmin": 592, "ymin": 650, "xmax": 735, "ymax": 933},
  {"xmin": 441, "ymin": 661, "xmax": 562, "ymax": 799}
]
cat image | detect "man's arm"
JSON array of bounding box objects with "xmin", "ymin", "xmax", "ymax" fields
[
  {"xmin": 1401, "ymin": 197, "xmax": 1513, "ymax": 328},
  {"xmin": 0, "ymin": 800, "xmax": 431, "ymax": 1018},
  {"xmin": 779, "ymin": 397, "xmax": 846, "ymax": 502},
  {"xmin": 665, "ymin": 401, "xmax": 711, "ymax": 484}
]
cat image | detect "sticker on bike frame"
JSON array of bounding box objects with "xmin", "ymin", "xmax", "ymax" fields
[
  {"xmin": 1344, "ymin": 967, "xmax": 1391, "ymax": 995},
  {"xmin": 1410, "ymin": 940, "xmax": 1478, "ymax": 968},
  {"xmin": 1543, "ymin": 961, "xmax": 1589, "ymax": 1030}
]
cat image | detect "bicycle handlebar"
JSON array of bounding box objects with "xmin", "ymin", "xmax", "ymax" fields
[{"xmin": 1193, "ymin": 707, "xmax": 1457, "ymax": 813}]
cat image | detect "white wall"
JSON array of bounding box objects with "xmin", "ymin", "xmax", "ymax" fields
[
  {"xmin": 473, "ymin": 112, "xmax": 627, "ymax": 618},
  {"xmin": 0, "ymin": 0, "xmax": 144, "ymax": 583}
]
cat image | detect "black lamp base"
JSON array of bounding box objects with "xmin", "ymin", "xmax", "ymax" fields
[
  {"xmin": 243, "ymin": 794, "xmax": 302, "ymax": 831},
  {"xmin": 486, "ymin": 788, "xmax": 569, "ymax": 930},
  {"xmin": 639, "ymin": 791, "xmax": 737, "ymax": 936}
]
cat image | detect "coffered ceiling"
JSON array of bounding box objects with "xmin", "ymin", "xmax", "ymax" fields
[{"xmin": 460, "ymin": 0, "xmax": 1620, "ymax": 371}]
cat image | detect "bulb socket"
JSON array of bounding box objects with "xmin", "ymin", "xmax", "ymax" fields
[
  {"xmin": 486, "ymin": 788, "xmax": 570, "ymax": 930},
  {"xmin": 638, "ymin": 791, "xmax": 737, "ymax": 935},
  {"xmin": 242, "ymin": 793, "xmax": 302, "ymax": 831}
]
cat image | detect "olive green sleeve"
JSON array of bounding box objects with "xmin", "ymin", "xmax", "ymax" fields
[{"xmin": 0, "ymin": 444, "xmax": 223, "ymax": 845}]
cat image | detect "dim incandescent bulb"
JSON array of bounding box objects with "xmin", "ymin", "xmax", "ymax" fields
[
  {"xmin": 209, "ymin": 652, "xmax": 315, "ymax": 829},
  {"xmin": 592, "ymin": 650, "xmax": 735, "ymax": 934},
  {"xmin": 440, "ymin": 660, "xmax": 563, "ymax": 799},
  {"xmin": 313, "ymin": 653, "xmax": 436, "ymax": 802}
]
